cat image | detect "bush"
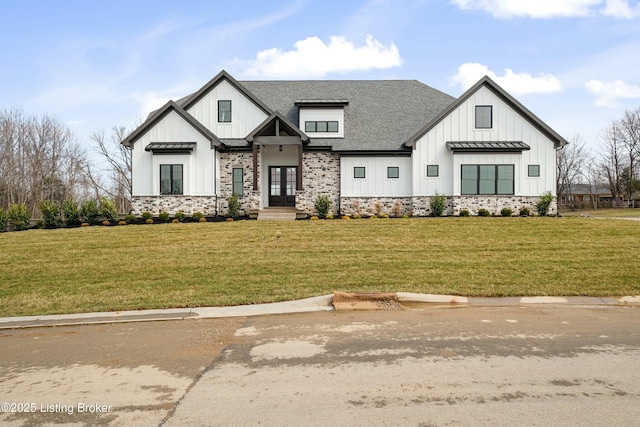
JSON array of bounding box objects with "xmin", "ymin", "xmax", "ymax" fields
[
  {"xmin": 477, "ymin": 208, "xmax": 491, "ymax": 217},
  {"xmin": 145, "ymin": 218, "xmax": 154, "ymax": 224},
  {"xmin": 392, "ymin": 200, "xmax": 403, "ymax": 218},
  {"xmin": 124, "ymin": 214, "xmax": 137, "ymax": 223},
  {"xmin": 100, "ymin": 197, "xmax": 118, "ymax": 223},
  {"xmin": 536, "ymin": 192, "xmax": 554, "ymax": 216},
  {"xmin": 63, "ymin": 198, "xmax": 80, "ymax": 225},
  {"xmin": 314, "ymin": 195, "xmax": 331, "ymax": 219},
  {"xmin": 501, "ymin": 207, "xmax": 513, "ymax": 217},
  {"xmin": 80, "ymin": 198, "xmax": 100, "ymax": 224},
  {"xmin": 519, "ymin": 206, "xmax": 530, "ymax": 217},
  {"xmin": 40, "ymin": 200, "xmax": 60, "ymax": 227},
  {"xmin": 158, "ymin": 212, "xmax": 170, "ymax": 222},
  {"xmin": 174, "ymin": 211, "xmax": 186, "ymax": 222},
  {"xmin": 430, "ymin": 192, "xmax": 446, "ymax": 217},
  {"xmin": 342, "ymin": 215, "xmax": 351, "ymax": 220},
  {"xmin": 379, "ymin": 213, "xmax": 389, "ymax": 219},
  {"xmin": 0, "ymin": 208, "xmax": 7, "ymax": 232},
  {"xmin": 192, "ymin": 211, "xmax": 204, "ymax": 221},
  {"xmin": 141, "ymin": 212, "xmax": 153, "ymax": 221},
  {"xmin": 310, "ymin": 215, "xmax": 319, "ymax": 220},
  {"xmin": 353, "ymin": 213, "xmax": 361, "ymax": 219},
  {"xmin": 8, "ymin": 203, "xmax": 31, "ymax": 231},
  {"xmin": 325, "ymin": 213, "xmax": 334, "ymax": 220},
  {"xmin": 459, "ymin": 209, "xmax": 470, "ymax": 217},
  {"xmin": 172, "ymin": 218, "xmax": 180, "ymax": 223},
  {"xmin": 402, "ymin": 213, "xmax": 410, "ymax": 219},
  {"xmin": 227, "ymin": 195, "xmax": 240, "ymax": 219}
]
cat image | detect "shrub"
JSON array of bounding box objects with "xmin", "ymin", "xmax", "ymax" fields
[
  {"xmin": 379, "ymin": 213, "xmax": 389, "ymax": 219},
  {"xmin": 101, "ymin": 220, "xmax": 111, "ymax": 226},
  {"xmin": 536, "ymin": 191, "xmax": 554, "ymax": 216},
  {"xmin": 118, "ymin": 220, "xmax": 127, "ymax": 226},
  {"xmin": 477, "ymin": 208, "xmax": 491, "ymax": 217},
  {"xmin": 314, "ymin": 195, "xmax": 331, "ymax": 219},
  {"xmin": 40, "ymin": 200, "xmax": 60, "ymax": 227},
  {"xmin": 353, "ymin": 213, "xmax": 361, "ymax": 219},
  {"xmin": 370, "ymin": 215, "xmax": 378, "ymax": 219},
  {"xmin": 227, "ymin": 195, "xmax": 240, "ymax": 219},
  {"xmin": 519, "ymin": 206, "xmax": 530, "ymax": 217},
  {"xmin": 342, "ymin": 215, "xmax": 351, "ymax": 220},
  {"xmin": 62, "ymin": 198, "xmax": 80, "ymax": 225},
  {"xmin": 100, "ymin": 197, "xmax": 119, "ymax": 223},
  {"xmin": 430, "ymin": 192, "xmax": 446, "ymax": 217},
  {"xmin": 172, "ymin": 218, "xmax": 180, "ymax": 223},
  {"xmin": 124, "ymin": 214, "xmax": 137, "ymax": 223},
  {"xmin": 352, "ymin": 200, "xmax": 362, "ymax": 217},
  {"xmin": 459, "ymin": 209, "xmax": 470, "ymax": 217},
  {"xmin": 402, "ymin": 213, "xmax": 410, "ymax": 219},
  {"xmin": 141, "ymin": 212, "xmax": 153, "ymax": 221},
  {"xmin": 501, "ymin": 207, "xmax": 513, "ymax": 217},
  {"xmin": 325, "ymin": 213, "xmax": 334, "ymax": 220},
  {"xmin": 199, "ymin": 217, "xmax": 207, "ymax": 222},
  {"xmin": 0, "ymin": 208, "xmax": 7, "ymax": 232},
  {"xmin": 373, "ymin": 200, "xmax": 383, "ymax": 216},
  {"xmin": 174, "ymin": 211, "xmax": 186, "ymax": 222},
  {"xmin": 392, "ymin": 200, "xmax": 403, "ymax": 218},
  {"xmin": 145, "ymin": 218, "xmax": 154, "ymax": 224},
  {"xmin": 158, "ymin": 212, "xmax": 170, "ymax": 222},
  {"xmin": 80, "ymin": 198, "xmax": 100, "ymax": 224},
  {"xmin": 8, "ymin": 203, "xmax": 31, "ymax": 231},
  {"xmin": 310, "ymin": 215, "xmax": 319, "ymax": 220},
  {"xmin": 192, "ymin": 211, "xmax": 204, "ymax": 221}
]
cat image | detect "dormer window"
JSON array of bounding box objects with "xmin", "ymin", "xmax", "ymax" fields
[
  {"xmin": 218, "ymin": 100, "xmax": 231, "ymax": 123},
  {"xmin": 305, "ymin": 121, "xmax": 339, "ymax": 133},
  {"xmin": 296, "ymin": 99, "xmax": 347, "ymax": 139},
  {"xmin": 475, "ymin": 105, "xmax": 492, "ymax": 129}
]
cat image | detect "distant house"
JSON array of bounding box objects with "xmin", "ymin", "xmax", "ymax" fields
[
  {"xmin": 122, "ymin": 70, "xmax": 567, "ymax": 217},
  {"xmin": 559, "ymin": 184, "xmax": 616, "ymax": 209}
]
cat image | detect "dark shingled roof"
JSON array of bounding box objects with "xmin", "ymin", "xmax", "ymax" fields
[{"xmin": 237, "ymin": 80, "xmax": 455, "ymax": 152}]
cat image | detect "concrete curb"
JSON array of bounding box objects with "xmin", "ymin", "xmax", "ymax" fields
[{"xmin": 0, "ymin": 294, "xmax": 638, "ymax": 330}]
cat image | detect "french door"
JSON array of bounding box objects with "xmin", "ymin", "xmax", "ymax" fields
[{"xmin": 269, "ymin": 166, "xmax": 297, "ymax": 207}]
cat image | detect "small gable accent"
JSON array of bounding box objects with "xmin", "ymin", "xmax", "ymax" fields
[
  {"xmin": 405, "ymin": 76, "xmax": 568, "ymax": 149},
  {"xmin": 446, "ymin": 141, "xmax": 530, "ymax": 153},
  {"xmin": 246, "ymin": 111, "xmax": 309, "ymax": 145},
  {"xmin": 121, "ymin": 101, "xmax": 222, "ymax": 149}
]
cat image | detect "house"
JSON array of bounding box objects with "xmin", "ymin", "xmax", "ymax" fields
[
  {"xmin": 559, "ymin": 184, "xmax": 619, "ymax": 209},
  {"xmin": 122, "ymin": 70, "xmax": 567, "ymax": 217}
]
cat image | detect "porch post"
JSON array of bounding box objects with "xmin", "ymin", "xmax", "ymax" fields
[
  {"xmin": 297, "ymin": 145, "xmax": 303, "ymax": 191},
  {"xmin": 252, "ymin": 143, "xmax": 258, "ymax": 190}
]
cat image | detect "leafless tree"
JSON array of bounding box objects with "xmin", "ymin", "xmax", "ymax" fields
[
  {"xmin": 557, "ymin": 135, "xmax": 589, "ymax": 211},
  {"xmin": 90, "ymin": 126, "xmax": 133, "ymax": 213},
  {"xmin": 618, "ymin": 107, "xmax": 640, "ymax": 200},
  {"xmin": 599, "ymin": 121, "xmax": 626, "ymax": 205}
]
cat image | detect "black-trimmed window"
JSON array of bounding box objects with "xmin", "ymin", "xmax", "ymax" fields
[
  {"xmin": 387, "ymin": 166, "xmax": 399, "ymax": 179},
  {"xmin": 160, "ymin": 164, "xmax": 183, "ymax": 195},
  {"xmin": 426, "ymin": 165, "xmax": 439, "ymax": 177},
  {"xmin": 475, "ymin": 105, "xmax": 492, "ymax": 129},
  {"xmin": 218, "ymin": 100, "xmax": 231, "ymax": 123},
  {"xmin": 461, "ymin": 164, "xmax": 514, "ymax": 195},
  {"xmin": 305, "ymin": 121, "xmax": 339, "ymax": 132},
  {"xmin": 354, "ymin": 166, "xmax": 366, "ymax": 179},
  {"xmin": 528, "ymin": 164, "xmax": 540, "ymax": 177},
  {"xmin": 232, "ymin": 168, "xmax": 243, "ymax": 196}
]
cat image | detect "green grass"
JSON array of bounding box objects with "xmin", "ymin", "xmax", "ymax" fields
[{"xmin": 1, "ymin": 217, "xmax": 639, "ymax": 317}]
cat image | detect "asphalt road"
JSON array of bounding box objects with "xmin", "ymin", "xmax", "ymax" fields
[{"xmin": 1, "ymin": 305, "xmax": 639, "ymax": 426}]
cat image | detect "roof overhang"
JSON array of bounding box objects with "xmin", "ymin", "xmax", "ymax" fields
[
  {"xmin": 446, "ymin": 141, "xmax": 530, "ymax": 153},
  {"xmin": 295, "ymin": 99, "xmax": 349, "ymax": 108}
]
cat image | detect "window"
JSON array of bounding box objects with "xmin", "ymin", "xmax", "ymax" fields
[
  {"xmin": 387, "ymin": 166, "xmax": 399, "ymax": 179},
  {"xmin": 160, "ymin": 164, "xmax": 183, "ymax": 195},
  {"xmin": 354, "ymin": 166, "xmax": 366, "ymax": 179},
  {"xmin": 218, "ymin": 100, "xmax": 231, "ymax": 123},
  {"xmin": 528, "ymin": 164, "xmax": 540, "ymax": 177},
  {"xmin": 426, "ymin": 165, "xmax": 439, "ymax": 177},
  {"xmin": 232, "ymin": 168, "xmax": 243, "ymax": 197},
  {"xmin": 461, "ymin": 164, "xmax": 514, "ymax": 195},
  {"xmin": 305, "ymin": 121, "xmax": 339, "ymax": 132},
  {"xmin": 475, "ymin": 105, "xmax": 492, "ymax": 129}
]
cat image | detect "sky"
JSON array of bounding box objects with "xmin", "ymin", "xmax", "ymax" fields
[{"xmin": 2, "ymin": 0, "xmax": 640, "ymax": 155}]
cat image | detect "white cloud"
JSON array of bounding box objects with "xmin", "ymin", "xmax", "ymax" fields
[
  {"xmin": 450, "ymin": 63, "xmax": 562, "ymax": 95},
  {"xmin": 450, "ymin": 0, "xmax": 640, "ymax": 19},
  {"xmin": 241, "ymin": 35, "xmax": 402, "ymax": 79},
  {"xmin": 585, "ymin": 79, "xmax": 640, "ymax": 107}
]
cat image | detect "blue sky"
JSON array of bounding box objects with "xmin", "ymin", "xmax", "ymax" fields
[{"xmin": 2, "ymin": 0, "xmax": 640, "ymax": 154}]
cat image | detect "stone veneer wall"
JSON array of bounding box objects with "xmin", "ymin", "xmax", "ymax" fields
[
  {"xmin": 296, "ymin": 151, "xmax": 340, "ymax": 215},
  {"xmin": 130, "ymin": 196, "xmax": 217, "ymax": 216},
  {"xmin": 411, "ymin": 196, "xmax": 454, "ymax": 217},
  {"xmin": 340, "ymin": 197, "xmax": 414, "ymax": 217},
  {"xmin": 451, "ymin": 195, "xmax": 557, "ymax": 216},
  {"xmin": 218, "ymin": 151, "xmax": 258, "ymax": 215}
]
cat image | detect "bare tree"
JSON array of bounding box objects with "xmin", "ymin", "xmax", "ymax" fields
[
  {"xmin": 599, "ymin": 121, "xmax": 626, "ymax": 206},
  {"xmin": 618, "ymin": 107, "xmax": 640, "ymax": 200},
  {"xmin": 90, "ymin": 126, "xmax": 133, "ymax": 213},
  {"xmin": 557, "ymin": 135, "xmax": 589, "ymax": 211}
]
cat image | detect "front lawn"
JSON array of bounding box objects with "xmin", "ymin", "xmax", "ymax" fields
[{"xmin": 1, "ymin": 217, "xmax": 638, "ymax": 317}]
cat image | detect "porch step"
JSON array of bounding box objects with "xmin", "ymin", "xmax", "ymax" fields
[{"xmin": 257, "ymin": 209, "xmax": 297, "ymax": 221}]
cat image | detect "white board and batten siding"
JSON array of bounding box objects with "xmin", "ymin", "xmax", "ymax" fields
[
  {"xmin": 186, "ymin": 79, "xmax": 268, "ymax": 139},
  {"xmin": 299, "ymin": 108, "xmax": 344, "ymax": 138},
  {"xmin": 413, "ymin": 85, "xmax": 557, "ymax": 197},
  {"xmin": 341, "ymin": 157, "xmax": 412, "ymax": 197},
  {"xmin": 131, "ymin": 110, "xmax": 215, "ymax": 196}
]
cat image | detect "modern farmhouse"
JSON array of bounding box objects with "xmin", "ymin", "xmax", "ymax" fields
[{"xmin": 122, "ymin": 70, "xmax": 567, "ymax": 217}]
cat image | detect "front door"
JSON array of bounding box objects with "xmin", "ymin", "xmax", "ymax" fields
[{"xmin": 269, "ymin": 166, "xmax": 296, "ymax": 207}]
